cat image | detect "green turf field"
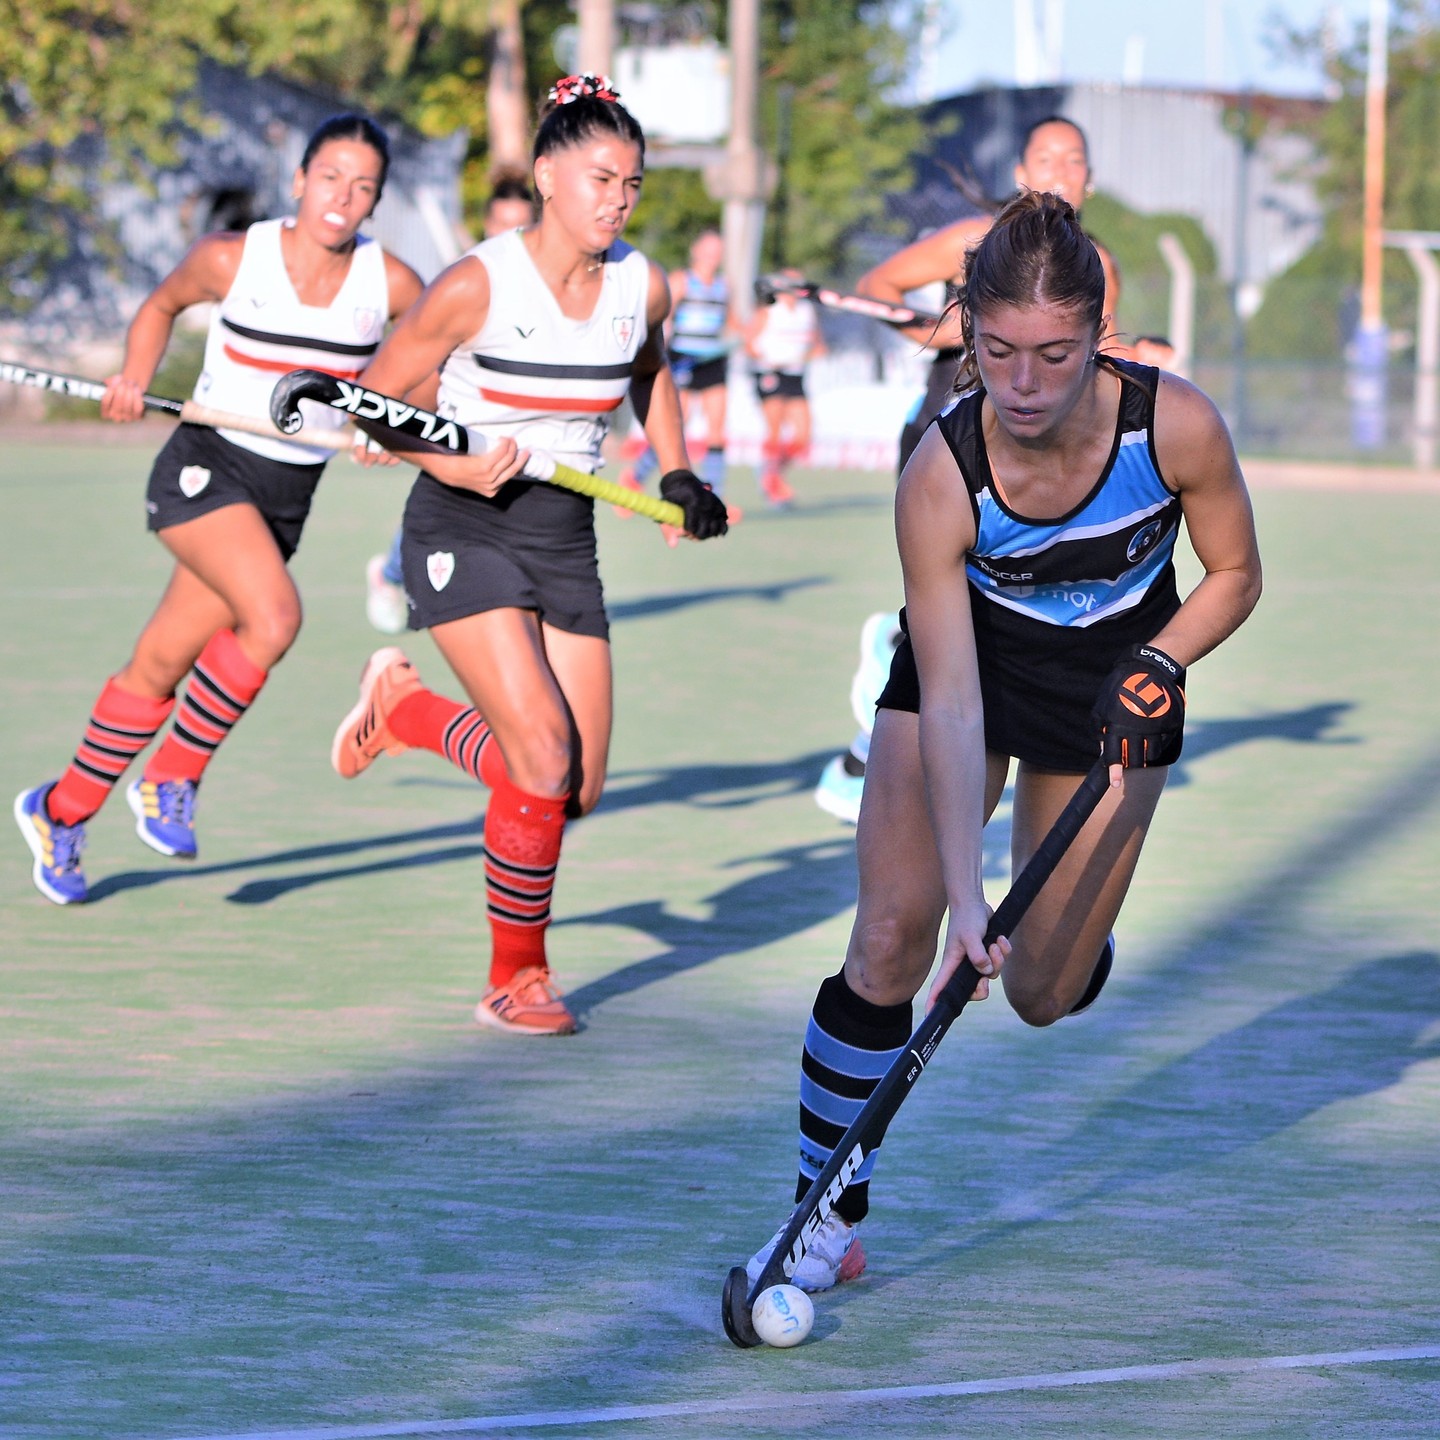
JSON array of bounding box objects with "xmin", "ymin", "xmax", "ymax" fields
[{"xmin": 2, "ymin": 434, "xmax": 1437, "ymax": 1439}]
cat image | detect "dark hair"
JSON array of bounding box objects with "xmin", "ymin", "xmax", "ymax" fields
[
  {"xmin": 301, "ymin": 113, "xmax": 392, "ymax": 196},
  {"xmin": 1018, "ymin": 114, "xmax": 1090, "ymax": 161},
  {"xmin": 533, "ymin": 75, "xmax": 645, "ymax": 161},
  {"xmin": 487, "ymin": 174, "xmax": 534, "ymax": 209},
  {"xmin": 953, "ymin": 190, "xmax": 1106, "ymax": 392}
]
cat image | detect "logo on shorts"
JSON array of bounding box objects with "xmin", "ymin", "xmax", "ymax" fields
[
  {"xmin": 613, "ymin": 316, "xmax": 635, "ymax": 350},
  {"xmin": 427, "ymin": 551, "xmax": 455, "ymax": 591},
  {"xmin": 178, "ymin": 465, "xmax": 211, "ymax": 498}
]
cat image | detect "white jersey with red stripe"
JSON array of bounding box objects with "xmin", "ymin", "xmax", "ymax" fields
[
  {"xmin": 194, "ymin": 218, "xmax": 389, "ymax": 464},
  {"xmin": 751, "ymin": 296, "xmax": 820, "ymax": 374},
  {"xmin": 436, "ymin": 229, "xmax": 651, "ymax": 476}
]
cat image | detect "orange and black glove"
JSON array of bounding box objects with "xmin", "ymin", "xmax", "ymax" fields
[{"xmin": 1093, "ymin": 644, "xmax": 1186, "ymax": 768}]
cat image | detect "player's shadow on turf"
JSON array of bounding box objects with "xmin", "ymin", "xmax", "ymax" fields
[
  {"xmin": 390, "ymin": 750, "xmax": 840, "ymax": 813},
  {"xmin": 967, "ymin": 949, "xmax": 1440, "ymax": 1239},
  {"xmin": 607, "ymin": 576, "xmax": 825, "ymax": 621},
  {"xmin": 84, "ymin": 705, "xmax": 1355, "ymax": 905},
  {"xmin": 558, "ymin": 837, "xmax": 861, "ymax": 1018},
  {"xmin": 84, "ymin": 815, "xmax": 486, "ymax": 903},
  {"xmin": 1167, "ymin": 701, "xmax": 1355, "ymax": 787}
]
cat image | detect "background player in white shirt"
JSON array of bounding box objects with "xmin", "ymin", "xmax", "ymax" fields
[
  {"xmin": 15, "ymin": 114, "xmax": 423, "ymax": 904},
  {"xmin": 745, "ymin": 271, "xmax": 825, "ymax": 507}
]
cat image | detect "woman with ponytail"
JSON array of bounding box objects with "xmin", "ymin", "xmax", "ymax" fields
[
  {"xmin": 329, "ymin": 77, "xmax": 728, "ymax": 1037},
  {"xmin": 748, "ymin": 191, "xmax": 1261, "ymax": 1294}
]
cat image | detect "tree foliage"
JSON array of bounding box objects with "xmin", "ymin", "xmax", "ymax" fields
[
  {"xmin": 1, "ymin": 0, "xmax": 922, "ymax": 309},
  {"xmin": 1255, "ymin": 0, "xmax": 1440, "ymax": 356}
]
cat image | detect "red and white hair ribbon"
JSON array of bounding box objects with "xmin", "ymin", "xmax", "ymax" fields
[{"xmin": 549, "ymin": 73, "xmax": 621, "ymax": 105}]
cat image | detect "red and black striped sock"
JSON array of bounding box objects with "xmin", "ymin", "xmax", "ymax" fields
[
  {"xmin": 47, "ymin": 678, "xmax": 175, "ymax": 826},
  {"xmin": 484, "ymin": 777, "xmax": 567, "ymax": 989},
  {"xmin": 387, "ymin": 691, "xmax": 505, "ymax": 786},
  {"xmin": 144, "ymin": 630, "xmax": 267, "ymax": 784}
]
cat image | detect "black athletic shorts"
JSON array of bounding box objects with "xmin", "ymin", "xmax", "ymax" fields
[
  {"xmin": 876, "ymin": 597, "xmax": 1175, "ymax": 774},
  {"xmin": 753, "ymin": 370, "xmax": 806, "ymax": 401},
  {"xmin": 144, "ymin": 423, "xmax": 325, "ymax": 561},
  {"xmin": 399, "ymin": 471, "xmax": 609, "ymax": 638},
  {"xmin": 669, "ymin": 351, "xmax": 729, "ymax": 392}
]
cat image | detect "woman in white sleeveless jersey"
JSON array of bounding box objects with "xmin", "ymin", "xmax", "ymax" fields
[
  {"xmin": 14, "ymin": 115, "xmax": 423, "ymax": 906},
  {"xmin": 745, "ymin": 271, "xmax": 825, "ymax": 506},
  {"xmin": 328, "ymin": 76, "xmax": 729, "ymax": 1038}
]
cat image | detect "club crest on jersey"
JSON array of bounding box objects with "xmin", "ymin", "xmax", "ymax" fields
[
  {"xmin": 178, "ymin": 465, "xmax": 211, "ymax": 498},
  {"xmin": 427, "ymin": 551, "xmax": 455, "ymax": 591},
  {"xmin": 1127, "ymin": 518, "xmax": 1164, "ymax": 564},
  {"xmin": 353, "ymin": 306, "xmax": 381, "ymax": 339},
  {"xmin": 612, "ymin": 316, "xmax": 635, "ymax": 350}
]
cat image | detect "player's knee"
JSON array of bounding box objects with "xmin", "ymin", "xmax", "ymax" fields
[
  {"xmin": 847, "ymin": 910, "xmax": 934, "ymax": 997},
  {"xmin": 1002, "ymin": 974, "xmax": 1070, "ymax": 1028},
  {"xmin": 238, "ymin": 600, "xmax": 302, "ymax": 666},
  {"xmin": 504, "ymin": 724, "xmax": 574, "ymax": 799}
]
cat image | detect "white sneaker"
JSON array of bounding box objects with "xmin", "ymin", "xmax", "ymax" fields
[
  {"xmin": 813, "ymin": 755, "xmax": 864, "ymax": 825},
  {"xmin": 365, "ymin": 554, "xmax": 408, "ymax": 635},
  {"xmin": 746, "ymin": 1212, "xmax": 866, "ymax": 1293},
  {"xmin": 849, "ymin": 611, "xmax": 903, "ymax": 727}
]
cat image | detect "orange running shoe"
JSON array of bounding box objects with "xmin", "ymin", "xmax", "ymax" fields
[
  {"xmin": 331, "ymin": 646, "xmax": 425, "ymax": 779},
  {"xmin": 474, "ymin": 965, "xmax": 578, "ymax": 1037},
  {"xmin": 761, "ymin": 471, "xmax": 795, "ymax": 507}
]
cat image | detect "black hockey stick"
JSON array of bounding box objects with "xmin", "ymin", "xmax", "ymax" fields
[
  {"xmin": 722, "ymin": 757, "xmax": 1111, "ymax": 1347},
  {"xmin": 270, "ymin": 369, "xmax": 686, "ymax": 525},
  {"xmin": 0, "ymin": 360, "xmax": 352, "ymax": 449},
  {"xmin": 754, "ymin": 273, "xmax": 944, "ymax": 331}
]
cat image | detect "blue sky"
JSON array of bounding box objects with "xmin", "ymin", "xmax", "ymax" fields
[{"xmin": 926, "ymin": 0, "xmax": 1377, "ymax": 98}]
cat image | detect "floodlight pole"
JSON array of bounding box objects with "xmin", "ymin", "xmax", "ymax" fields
[
  {"xmin": 1351, "ymin": 0, "xmax": 1390, "ymax": 448},
  {"xmin": 719, "ymin": 0, "xmax": 766, "ymax": 321},
  {"xmin": 577, "ymin": 0, "xmax": 615, "ymax": 76}
]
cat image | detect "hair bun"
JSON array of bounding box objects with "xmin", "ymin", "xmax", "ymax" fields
[{"xmin": 549, "ymin": 73, "xmax": 621, "ymax": 105}]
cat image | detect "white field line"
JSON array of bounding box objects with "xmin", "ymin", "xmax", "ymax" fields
[{"xmin": 167, "ymin": 1343, "xmax": 1440, "ymax": 1440}]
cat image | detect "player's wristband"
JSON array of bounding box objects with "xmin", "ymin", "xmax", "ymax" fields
[
  {"xmin": 659, "ymin": 469, "xmax": 729, "ymax": 539},
  {"xmin": 1092, "ymin": 644, "xmax": 1187, "ymax": 768}
]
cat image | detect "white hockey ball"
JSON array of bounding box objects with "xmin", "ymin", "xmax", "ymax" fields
[{"xmin": 751, "ymin": 1284, "xmax": 815, "ymax": 1347}]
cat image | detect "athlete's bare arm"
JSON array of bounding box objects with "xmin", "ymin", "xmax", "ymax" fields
[
  {"xmin": 858, "ymin": 217, "xmax": 989, "ymax": 351},
  {"xmin": 358, "ymin": 256, "xmax": 526, "ymax": 495},
  {"xmin": 894, "ymin": 425, "xmax": 1003, "ymax": 999},
  {"xmin": 102, "ymin": 233, "xmax": 246, "ymax": 421},
  {"xmin": 628, "ymin": 261, "xmax": 690, "ymax": 475},
  {"xmin": 1144, "ymin": 374, "xmax": 1263, "ymax": 668},
  {"xmin": 382, "ymin": 252, "xmax": 426, "ymax": 321}
]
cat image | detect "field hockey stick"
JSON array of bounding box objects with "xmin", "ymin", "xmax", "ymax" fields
[
  {"xmin": 722, "ymin": 757, "xmax": 1112, "ymax": 1348},
  {"xmin": 269, "ymin": 368, "xmax": 686, "ymax": 527},
  {"xmin": 754, "ymin": 274, "xmax": 944, "ymax": 331},
  {"xmin": 0, "ymin": 359, "xmax": 355, "ymax": 450}
]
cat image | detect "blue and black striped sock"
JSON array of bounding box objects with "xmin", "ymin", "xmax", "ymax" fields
[{"xmin": 795, "ymin": 970, "xmax": 912, "ymax": 1223}]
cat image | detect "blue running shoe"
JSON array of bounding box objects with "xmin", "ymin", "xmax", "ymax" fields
[
  {"xmin": 126, "ymin": 777, "xmax": 198, "ymax": 859},
  {"xmin": 13, "ymin": 782, "xmax": 89, "ymax": 905}
]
